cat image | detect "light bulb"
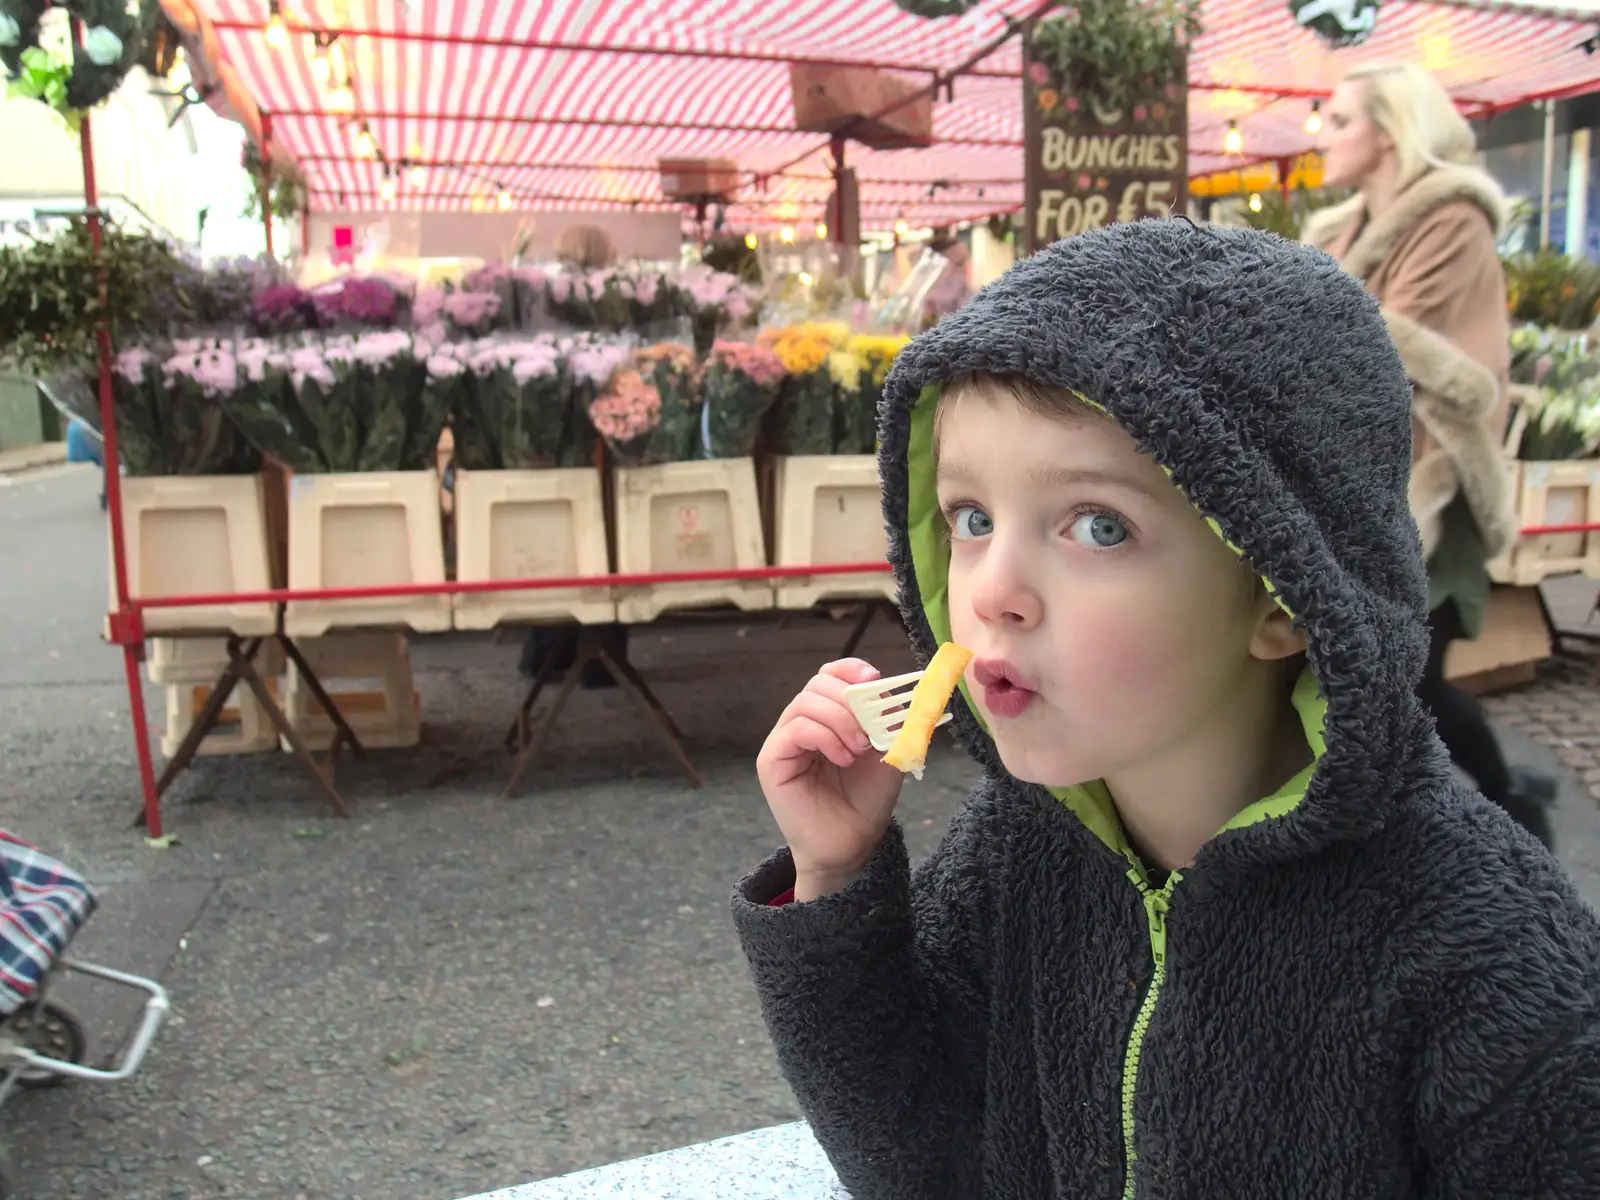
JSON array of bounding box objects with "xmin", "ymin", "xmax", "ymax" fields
[
  {"xmin": 1305, "ymin": 101, "xmax": 1322, "ymax": 135},
  {"xmin": 329, "ymin": 40, "xmax": 348, "ymax": 81},
  {"xmin": 264, "ymin": 10, "xmax": 289, "ymax": 50},
  {"xmin": 815, "ymin": 222, "xmax": 828, "ymax": 240},
  {"xmin": 409, "ymin": 164, "xmax": 426, "ymax": 187},
  {"xmin": 894, "ymin": 219, "xmax": 909, "ymax": 236},
  {"xmin": 328, "ymin": 84, "xmax": 353, "ymax": 112},
  {"xmin": 354, "ymin": 126, "xmax": 376, "ymax": 158},
  {"xmin": 1248, "ymin": 193, "xmax": 1263, "ymax": 213},
  {"xmin": 310, "ymin": 51, "xmax": 330, "ymax": 83},
  {"xmin": 380, "ymin": 175, "xmax": 397, "ymax": 202},
  {"xmin": 743, "ymin": 232, "xmax": 758, "ymax": 250},
  {"xmin": 779, "ymin": 225, "xmax": 795, "ymax": 243},
  {"xmin": 798, "ymin": 271, "xmax": 814, "ymax": 286},
  {"xmin": 1224, "ymin": 121, "xmax": 1243, "ymax": 155},
  {"xmin": 470, "ymin": 196, "xmax": 488, "ymax": 213},
  {"xmin": 497, "ymin": 189, "xmax": 512, "ymax": 211}
]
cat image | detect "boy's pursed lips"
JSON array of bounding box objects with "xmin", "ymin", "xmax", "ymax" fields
[{"xmin": 972, "ymin": 656, "xmax": 1039, "ymax": 718}]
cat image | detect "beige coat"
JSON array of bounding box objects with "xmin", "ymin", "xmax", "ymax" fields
[{"xmin": 1302, "ymin": 167, "xmax": 1516, "ymax": 559}]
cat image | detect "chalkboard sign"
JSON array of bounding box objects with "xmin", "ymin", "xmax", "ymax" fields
[{"xmin": 1022, "ymin": 44, "xmax": 1189, "ymax": 255}]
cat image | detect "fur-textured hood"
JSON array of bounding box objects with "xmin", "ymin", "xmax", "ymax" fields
[{"xmin": 1304, "ymin": 166, "xmax": 1516, "ymax": 559}]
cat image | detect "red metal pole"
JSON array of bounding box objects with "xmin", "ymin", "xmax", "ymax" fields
[
  {"xmin": 260, "ymin": 112, "xmax": 275, "ymax": 262},
  {"xmin": 73, "ymin": 18, "xmax": 162, "ymax": 839}
]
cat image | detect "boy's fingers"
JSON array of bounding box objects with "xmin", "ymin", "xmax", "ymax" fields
[
  {"xmin": 782, "ymin": 691, "xmax": 872, "ymax": 754},
  {"xmin": 818, "ymin": 658, "xmax": 880, "ymax": 685},
  {"xmin": 776, "ymin": 714, "xmax": 857, "ymax": 770}
]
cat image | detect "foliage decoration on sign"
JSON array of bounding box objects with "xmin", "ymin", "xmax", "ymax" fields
[
  {"xmin": 1029, "ymin": 0, "xmax": 1200, "ymax": 120},
  {"xmin": 0, "ymin": 0, "xmax": 167, "ymax": 124},
  {"xmin": 1288, "ymin": 0, "xmax": 1379, "ymax": 48}
]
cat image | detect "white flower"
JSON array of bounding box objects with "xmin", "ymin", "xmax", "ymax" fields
[
  {"xmin": 0, "ymin": 14, "xmax": 22, "ymax": 47},
  {"xmin": 82, "ymin": 25, "xmax": 123, "ymax": 66}
]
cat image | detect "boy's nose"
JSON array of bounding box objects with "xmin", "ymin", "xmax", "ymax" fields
[{"xmin": 970, "ymin": 551, "xmax": 1043, "ymax": 631}]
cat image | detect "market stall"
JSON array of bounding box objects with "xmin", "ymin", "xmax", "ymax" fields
[{"xmin": 10, "ymin": 0, "xmax": 1600, "ymax": 839}]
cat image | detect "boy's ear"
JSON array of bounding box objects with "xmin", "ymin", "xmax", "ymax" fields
[{"xmin": 1251, "ymin": 593, "xmax": 1308, "ymax": 662}]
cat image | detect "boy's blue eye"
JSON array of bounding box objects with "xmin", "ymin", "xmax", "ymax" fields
[
  {"xmin": 951, "ymin": 506, "xmax": 993, "ymax": 540},
  {"xmin": 1070, "ymin": 511, "xmax": 1128, "ymax": 548}
]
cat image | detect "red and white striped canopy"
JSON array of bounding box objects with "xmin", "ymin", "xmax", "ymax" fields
[{"xmin": 196, "ymin": 0, "xmax": 1600, "ymax": 229}]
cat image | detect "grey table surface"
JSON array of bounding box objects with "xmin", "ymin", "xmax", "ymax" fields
[{"xmin": 462, "ymin": 1122, "xmax": 850, "ymax": 1199}]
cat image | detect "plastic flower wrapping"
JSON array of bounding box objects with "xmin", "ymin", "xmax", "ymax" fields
[
  {"xmin": 618, "ymin": 342, "xmax": 704, "ymax": 464},
  {"xmin": 452, "ymin": 336, "xmax": 571, "ymax": 469},
  {"xmin": 217, "ymin": 330, "xmax": 444, "ymax": 473},
  {"xmin": 588, "ymin": 368, "xmax": 663, "ymax": 466},
  {"xmin": 443, "ymin": 289, "xmax": 503, "ymax": 338},
  {"xmin": 761, "ymin": 323, "xmax": 849, "ymax": 455},
  {"xmin": 702, "ymin": 340, "xmax": 786, "ymax": 459},
  {"xmin": 672, "ymin": 266, "xmax": 761, "ymax": 355},
  {"xmin": 74, "ymin": 342, "xmax": 261, "ymax": 476}
]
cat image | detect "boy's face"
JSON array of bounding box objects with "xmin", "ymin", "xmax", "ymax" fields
[{"xmin": 936, "ymin": 389, "xmax": 1289, "ymax": 790}]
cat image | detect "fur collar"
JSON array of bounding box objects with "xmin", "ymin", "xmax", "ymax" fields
[{"xmin": 1301, "ymin": 166, "xmax": 1508, "ymax": 281}]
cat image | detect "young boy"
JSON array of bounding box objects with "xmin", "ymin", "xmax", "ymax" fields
[{"xmin": 731, "ymin": 220, "xmax": 1600, "ymax": 1198}]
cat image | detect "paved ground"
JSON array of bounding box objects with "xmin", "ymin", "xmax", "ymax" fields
[{"xmin": 1, "ymin": 463, "xmax": 1597, "ymax": 1200}]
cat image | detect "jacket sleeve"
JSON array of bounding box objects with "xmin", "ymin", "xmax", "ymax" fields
[
  {"xmin": 1376, "ymin": 203, "xmax": 1491, "ymax": 333},
  {"xmin": 729, "ymin": 790, "xmax": 1000, "ymax": 1200},
  {"xmin": 1418, "ymin": 859, "xmax": 1600, "ymax": 1197}
]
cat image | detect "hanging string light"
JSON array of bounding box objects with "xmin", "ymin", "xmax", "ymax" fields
[
  {"xmin": 894, "ymin": 218, "xmax": 910, "ymax": 237},
  {"xmin": 1304, "ymin": 100, "xmax": 1323, "ymax": 135},
  {"xmin": 1248, "ymin": 192, "xmax": 1263, "ymax": 213},
  {"xmin": 779, "ymin": 225, "xmax": 796, "ymax": 243},
  {"xmin": 309, "ymin": 37, "xmax": 331, "ymax": 83},
  {"xmin": 497, "ymin": 188, "xmax": 513, "ymax": 211},
  {"xmin": 815, "ymin": 222, "xmax": 828, "ymax": 239},
  {"xmin": 743, "ymin": 232, "xmax": 758, "ymax": 250},
  {"xmin": 380, "ymin": 167, "xmax": 397, "ymax": 202},
  {"xmin": 264, "ymin": 0, "xmax": 289, "ymax": 49},
  {"xmin": 353, "ymin": 122, "xmax": 377, "ymax": 159},
  {"xmin": 409, "ymin": 163, "xmax": 426, "ymax": 187},
  {"xmin": 1224, "ymin": 120, "xmax": 1243, "ymax": 154}
]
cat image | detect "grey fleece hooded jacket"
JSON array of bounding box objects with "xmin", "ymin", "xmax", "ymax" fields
[{"xmin": 730, "ymin": 220, "xmax": 1600, "ymax": 1199}]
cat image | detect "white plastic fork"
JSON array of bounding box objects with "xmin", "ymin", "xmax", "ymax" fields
[{"xmin": 840, "ymin": 669, "xmax": 955, "ymax": 754}]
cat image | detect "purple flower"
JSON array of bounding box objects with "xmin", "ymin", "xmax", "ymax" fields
[
  {"xmin": 463, "ymin": 262, "xmax": 511, "ymax": 293},
  {"xmin": 444, "ymin": 290, "xmax": 502, "ymax": 330},
  {"xmin": 567, "ymin": 343, "xmax": 630, "ymax": 386},
  {"xmin": 634, "ymin": 274, "xmax": 660, "ymax": 308},
  {"xmin": 254, "ymin": 284, "xmax": 311, "ymax": 328},
  {"xmin": 340, "ymin": 278, "xmax": 399, "ymax": 324},
  {"xmin": 113, "ymin": 346, "xmax": 151, "ymax": 383}
]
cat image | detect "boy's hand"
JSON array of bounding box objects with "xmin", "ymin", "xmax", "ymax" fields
[{"xmin": 758, "ymin": 659, "xmax": 905, "ymax": 901}]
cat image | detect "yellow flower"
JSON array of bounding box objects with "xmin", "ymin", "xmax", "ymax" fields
[
  {"xmin": 828, "ymin": 350, "xmax": 866, "ymax": 391},
  {"xmin": 846, "ymin": 333, "xmax": 910, "ymax": 385},
  {"xmin": 1037, "ymin": 88, "xmax": 1059, "ymax": 112},
  {"xmin": 772, "ymin": 329, "xmax": 832, "ymax": 375}
]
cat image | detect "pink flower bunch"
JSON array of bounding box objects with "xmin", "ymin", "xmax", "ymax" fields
[
  {"xmin": 235, "ymin": 339, "xmax": 273, "ymax": 383},
  {"xmin": 463, "ymin": 262, "xmax": 511, "ymax": 293},
  {"xmin": 547, "ymin": 275, "xmax": 573, "ymax": 305},
  {"xmin": 711, "ymin": 340, "xmax": 785, "ymax": 389},
  {"xmin": 588, "ymin": 369, "xmax": 661, "ymax": 442},
  {"xmin": 426, "ymin": 354, "xmax": 465, "ymax": 379},
  {"xmin": 444, "ymin": 290, "xmax": 502, "ymax": 330},
  {"xmin": 163, "ymin": 347, "xmax": 240, "ymax": 398},
  {"xmin": 413, "ymin": 287, "xmax": 446, "ymax": 327},
  {"xmin": 512, "ymin": 265, "xmax": 546, "ymax": 289},
  {"xmin": 567, "ymin": 342, "xmax": 631, "ymax": 387},
  {"xmin": 113, "ymin": 346, "xmax": 151, "ymax": 383},
  {"xmin": 351, "ymin": 330, "xmax": 413, "ymax": 366},
  {"xmin": 277, "ymin": 345, "xmax": 336, "ymax": 391}
]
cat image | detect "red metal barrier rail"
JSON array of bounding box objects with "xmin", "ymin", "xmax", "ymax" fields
[{"xmin": 132, "ymin": 562, "xmax": 894, "ymax": 609}]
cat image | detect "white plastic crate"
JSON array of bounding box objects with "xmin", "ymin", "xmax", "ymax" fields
[
  {"xmin": 612, "ymin": 459, "xmax": 772, "ymax": 623},
  {"xmin": 284, "ymin": 632, "xmax": 420, "ymax": 752},
  {"xmin": 1498, "ymin": 460, "xmax": 1600, "ymax": 585},
  {"xmin": 285, "ymin": 472, "xmax": 450, "ymax": 638},
  {"xmin": 452, "ymin": 468, "xmax": 615, "ymax": 629},
  {"xmin": 160, "ymin": 678, "xmax": 280, "ymax": 758},
  {"xmin": 115, "ymin": 475, "xmax": 275, "ymax": 636},
  {"xmin": 771, "ymin": 455, "xmax": 897, "ymax": 610},
  {"xmin": 147, "ymin": 636, "xmax": 285, "ymax": 684}
]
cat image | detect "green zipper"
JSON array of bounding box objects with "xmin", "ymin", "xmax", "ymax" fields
[{"xmin": 1119, "ymin": 865, "xmax": 1179, "ymax": 1200}]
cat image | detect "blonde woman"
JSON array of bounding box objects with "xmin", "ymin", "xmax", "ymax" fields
[{"xmin": 1304, "ymin": 63, "xmax": 1554, "ymax": 845}]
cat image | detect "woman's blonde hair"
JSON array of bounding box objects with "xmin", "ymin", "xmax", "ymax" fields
[{"xmin": 1342, "ymin": 62, "xmax": 1478, "ymax": 185}]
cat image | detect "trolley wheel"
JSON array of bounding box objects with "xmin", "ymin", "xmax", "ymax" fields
[{"xmin": 11, "ymin": 1001, "xmax": 86, "ymax": 1088}]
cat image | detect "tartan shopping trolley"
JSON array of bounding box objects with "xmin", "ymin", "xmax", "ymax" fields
[{"xmin": 0, "ymin": 829, "xmax": 169, "ymax": 1183}]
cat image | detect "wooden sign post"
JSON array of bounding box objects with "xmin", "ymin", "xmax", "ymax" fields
[{"xmin": 1022, "ymin": 42, "xmax": 1189, "ymax": 255}]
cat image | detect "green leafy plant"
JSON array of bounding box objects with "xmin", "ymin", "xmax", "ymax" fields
[
  {"xmin": 0, "ymin": 217, "xmax": 189, "ymax": 376},
  {"xmin": 1030, "ymin": 0, "xmax": 1201, "ymax": 117},
  {"xmin": 1502, "ymin": 251, "xmax": 1600, "ymax": 331},
  {"xmin": 241, "ymin": 139, "xmax": 310, "ymax": 225},
  {"xmin": 0, "ymin": 0, "xmax": 159, "ymax": 119}
]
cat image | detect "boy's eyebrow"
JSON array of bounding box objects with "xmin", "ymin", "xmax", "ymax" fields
[{"xmin": 937, "ymin": 459, "xmax": 1161, "ymax": 497}]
